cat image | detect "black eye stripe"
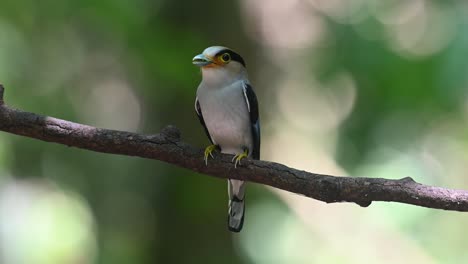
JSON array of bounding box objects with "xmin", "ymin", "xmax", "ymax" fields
[{"xmin": 214, "ymin": 49, "xmax": 246, "ymax": 67}]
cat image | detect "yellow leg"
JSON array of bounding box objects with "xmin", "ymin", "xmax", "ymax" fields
[
  {"xmin": 232, "ymin": 148, "xmax": 249, "ymax": 168},
  {"xmin": 204, "ymin": 144, "xmax": 218, "ymax": 165}
]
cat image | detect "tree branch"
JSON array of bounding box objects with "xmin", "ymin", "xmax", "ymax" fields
[{"xmin": 1, "ymin": 84, "xmax": 468, "ymax": 211}]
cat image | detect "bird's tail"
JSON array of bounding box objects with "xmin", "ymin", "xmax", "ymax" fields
[{"xmin": 228, "ymin": 179, "xmax": 246, "ymax": 232}]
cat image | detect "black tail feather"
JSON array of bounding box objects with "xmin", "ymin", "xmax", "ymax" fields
[{"xmin": 228, "ymin": 196, "xmax": 245, "ymax": 232}]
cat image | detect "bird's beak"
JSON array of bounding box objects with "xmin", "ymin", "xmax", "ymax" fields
[{"xmin": 192, "ymin": 54, "xmax": 213, "ymax": 67}]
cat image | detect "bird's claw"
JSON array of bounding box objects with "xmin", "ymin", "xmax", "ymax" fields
[
  {"xmin": 204, "ymin": 144, "xmax": 218, "ymax": 165},
  {"xmin": 232, "ymin": 149, "xmax": 249, "ymax": 168}
]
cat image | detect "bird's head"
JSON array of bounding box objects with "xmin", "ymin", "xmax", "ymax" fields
[{"xmin": 193, "ymin": 46, "xmax": 247, "ymax": 81}]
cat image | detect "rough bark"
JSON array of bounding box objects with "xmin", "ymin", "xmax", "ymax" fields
[{"xmin": 1, "ymin": 84, "xmax": 468, "ymax": 211}]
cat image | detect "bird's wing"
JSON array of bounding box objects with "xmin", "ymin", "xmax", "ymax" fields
[
  {"xmin": 242, "ymin": 83, "xmax": 260, "ymax": 159},
  {"xmin": 195, "ymin": 97, "xmax": 214, "ymax": 144}
]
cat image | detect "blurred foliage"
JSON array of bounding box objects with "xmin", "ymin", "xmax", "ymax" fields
[{"xmin": 1, "ymin": 0, "xmax": 468, "ymax": 263}]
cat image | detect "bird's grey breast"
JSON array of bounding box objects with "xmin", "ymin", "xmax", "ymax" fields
[{"xmin": 197, "ymin": 80, "xmax": 252, "ymax": 154}]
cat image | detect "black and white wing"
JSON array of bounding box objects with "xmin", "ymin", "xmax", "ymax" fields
[
  {"xmin": 195, "ymin": 97, "xmax": 214, "ymax": 144},
  {"xmin": 242, "ymin": 83, "xmax": 260, "ymax": 160}
]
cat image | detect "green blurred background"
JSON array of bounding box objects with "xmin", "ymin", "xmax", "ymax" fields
[{"xmin": 1, "ymin": 0, "xmax": 468, "ymax": 263}]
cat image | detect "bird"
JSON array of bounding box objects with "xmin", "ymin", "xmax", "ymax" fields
[{"xmin": 193, "ymin": 46, "xmax": 260, "ymax": 232}]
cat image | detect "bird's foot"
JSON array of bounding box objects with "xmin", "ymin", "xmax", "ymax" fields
[
  {"xmin": 204, "ymin": 144, "xmax": 218, "ymax": 165},
  {"xmin": 232, "ymin": 148, "xmax": 249, "ymax": 168}
]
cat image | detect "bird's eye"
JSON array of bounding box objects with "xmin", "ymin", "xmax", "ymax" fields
[{"xmin": 220, "ymin": 53, "xmax": 231, "ymax": 63}]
